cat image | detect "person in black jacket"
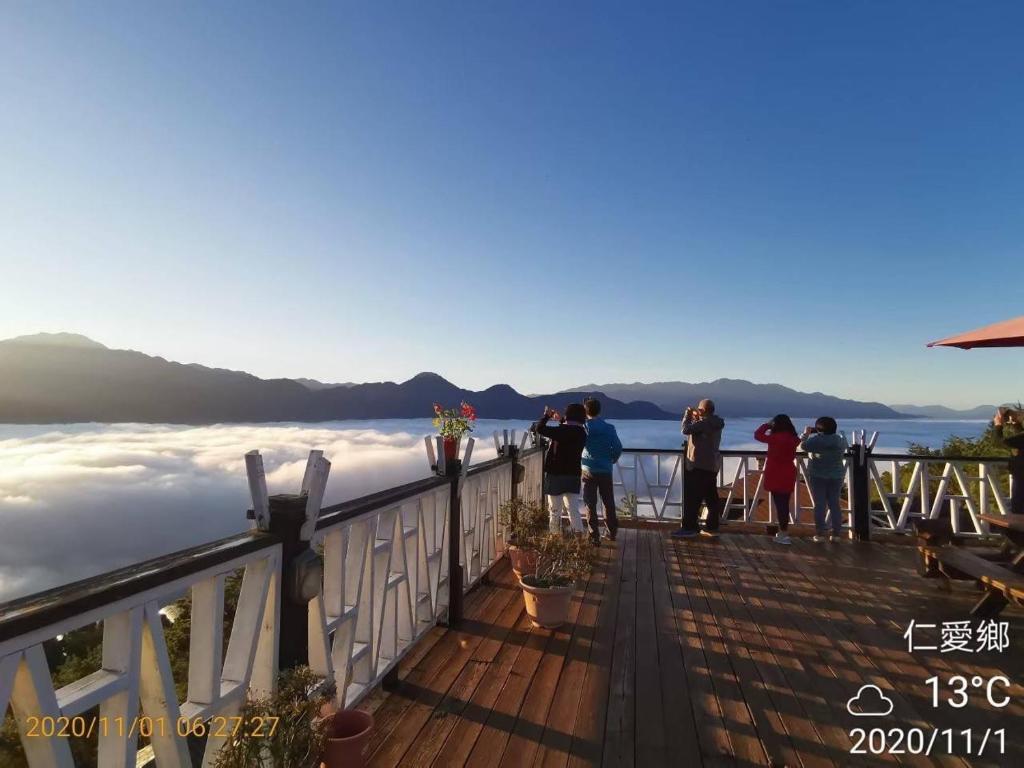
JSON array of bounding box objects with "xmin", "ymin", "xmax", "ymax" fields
[
  {"xmin": 994, "ymin": 406, "xmax": 1024, "ymax": 515},
  {"xmin": 532, "ymin": 403, "xmax": 588, "ymax": 533}
]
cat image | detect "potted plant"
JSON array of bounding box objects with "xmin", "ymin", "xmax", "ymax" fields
[
  {"xmin": 212, "ymin": 666, "xmax": 373, "ymax": 768},
  {"xmin": 432, "ymin": 401, "xmax": 477, "ymax": 462},
  {"xmin": 498, "ymin": 498, "xmax": 548, "ymax": 578},
  {"xmin": 519, "ymin": 533, "xmax": 598, "ymax": 629}
]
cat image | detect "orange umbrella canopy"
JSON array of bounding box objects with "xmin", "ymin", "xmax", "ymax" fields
[{"xmin": 928, "ymin": 315, "xmax": 1024, "ymax": 349}]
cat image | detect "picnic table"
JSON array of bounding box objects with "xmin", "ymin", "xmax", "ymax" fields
[{"xmin": 980, "ymin": 513, "xmax": 1024, "ymax": 572}]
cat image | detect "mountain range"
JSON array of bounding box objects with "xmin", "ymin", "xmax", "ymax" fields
[
  {"xmin": 889, "ymin": 403, "xmax": 998, "ymax": 420},
  {"xmin": 563, "ymin": 380, "xmax": 913, "ymax": 419},
  {"xmin": 0, "ymin": 333, "xmax": 670, "ymax": 423},
  {"xmin": 0, "ymin": 333, "xmax": 994, "ymax": 424}
]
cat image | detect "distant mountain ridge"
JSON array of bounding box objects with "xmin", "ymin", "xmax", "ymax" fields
[
  {"xmin": 294, "ymin": 378, "xmax": 359, "ymax": 390},
  {"xmin": 890, "ymin": 404, "xmax": 997, "ymax": 420},
  {"xmin": 565, "ymin": 379, "xmax": 907, "ymax": 418},
  {"xmin": 0, "ymin": 333, "xmax": 984, "ymax": 424},
  {"xmin": 0, "ymin": 334, "xmax": 672, "ymax": 424}
]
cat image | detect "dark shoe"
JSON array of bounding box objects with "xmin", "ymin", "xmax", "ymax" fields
[
  {"xmin": 590, "ymin": 536, "xmax": 601, "ymax": 547},
  {"xmin": 671, "ymin": 528, "xmax": 698, "ymax": 539},
  {"xmin": 604, "ymin": 529, "xmax": 617, "ymax": 542}
]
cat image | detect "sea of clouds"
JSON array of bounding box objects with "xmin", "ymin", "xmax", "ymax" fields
[{"xmin": 0, "ymin": 417, "xmax": 985, "ymax": 602}]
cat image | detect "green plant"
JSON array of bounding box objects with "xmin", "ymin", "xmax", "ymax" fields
[
  {"xmin": 522, "ymin": 533, "xmax": 598, "ymax": 589},
  {"xmin": 213, "ymin": 666, "xmax": 336, "ymax": 768},
  {"xmin": 618, "ymin": 492, "xmax": 638, "ymax": 518},
  {"xmin": 432, "ymin": 401, "xmax": 477, "ymax": 440},
  {"xmin": 498, "ymin": 498, "xmax": 548, "ymax": 547}
]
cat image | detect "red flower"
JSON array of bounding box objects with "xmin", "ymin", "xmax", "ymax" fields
[
  {"xmin": 461, "ymin": 402, "xmax": 477, "ymax": 420},
  {"xmin": 433, "ymin": 403, "xmax": 442, "ymax": 415}
]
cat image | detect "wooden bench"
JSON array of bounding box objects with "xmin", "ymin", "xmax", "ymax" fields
[
  {"xmin": 921, "ymin": 546, "xmax": 1024, "ymax": 617},
  {"xmin": 913, "ymin": 519, "xmax": 1008, "ymax": 577}
]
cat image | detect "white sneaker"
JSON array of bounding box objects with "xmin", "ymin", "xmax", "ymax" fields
[
  {"xmin": 812, "ymin": 534, "xmax": 827, "ymax": 543},
  {"xmin": 773, "ymin": 532, "xmax": 792, "ymax": 545}
]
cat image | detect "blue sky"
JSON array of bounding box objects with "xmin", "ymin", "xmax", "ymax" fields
[{"xmin": 2, "ymin": 1, "xmax": 1022, "ymax": 408}]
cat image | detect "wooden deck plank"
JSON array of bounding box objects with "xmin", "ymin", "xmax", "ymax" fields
[
  {"xmin": 665, "ymin": 535, "xmax": 736, "ymax": 767},
  {"xmin": 433, "ymin": 609, "xmax": 536, "ymax": 767},
  {"xmin": 696, "ymin": 535, "xmax": 821, "ymax": 768},
  {"xmin": 362, "ymin": 578, "xmax": 507, "ymax": 758},
  {"xmin": 741, "ymin": 535, "xmax": 914, "ymax": 767},
  {"xmin": 720, "ymin": 534, "xmax": 882, "ymax": 767},
  {"xmin": 647, "ymin": 529, "xmax": 703, "ymax": 766},
  {"xmin": 602, "ymin": 528, "xmax": 638, "ymax": 768},
  {"xmin": 866, "ymin": 539, "xmax": 1024, "ymax": 728},
  {"xmin": 360, "ymin": 529, "xmax": 1024, "ymax": 768},
  {"xmin": 463, "ymin": 608, "xmax": 557, "ymax": 766},
  {"xmin": 754, "ymin": 536, "xmax": 963, "ymax": 768},
  {"xmin": 808, "ymin": 536, "xmax": 1024, "ymax": 768},
  {"xmin": 674, "ymin": 537, "xmax": 768, "ymax": 765},
  {"xmin": 633, "ymin": 529, "xmax": 668, "ymax": 767},
  {"xmin": 396, "ymin": 574, "xmax": 527, "ymax": 767},
  {"xmin": 534, "ymin": 544, "xmax": 608, "ymax": 768},
  {"xmin": 367, "ymin": 577, "xmax": 524, "ymax": 767},
  {"xmin": 566, "ymin": 534, "xmax": 623, "ymax": 768},
  {"xmin": 497, "ymin": 560, "xmax": 596, "ymax": 768}
]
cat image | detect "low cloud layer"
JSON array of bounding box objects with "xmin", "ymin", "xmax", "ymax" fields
[
  {"xmin": 0, "ymin": 420, "xmax": 512, "ymax": 601},
  {"xmin": 0, "ymin": 417, "xmax": 982, "ymax": 602}
]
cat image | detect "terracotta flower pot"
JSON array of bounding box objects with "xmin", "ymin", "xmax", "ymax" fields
[
  {"xmin": 519, "ymin": 578, "xmax": 574, "ymax": 629},
  {"xmin": 443, "ymin": 436, "xmax": 458, "ymax": 462},
  {"xmin": 320, "ymin": 709, "xmax": 374, "ymax": 768},
  {"xmin": 507, "ymin": 545, "xmax": 538, "ymax": 579}
]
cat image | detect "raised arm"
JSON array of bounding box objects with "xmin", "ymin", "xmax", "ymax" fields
[
  {"xmin": 800, "ymin": 433, "xmax": 827, "ymax": 452},
  {"xmin": 682, "ymin": 417, "xmax": 716, "ymax": 436},
  {"xmin": 754, "ymin": 423, "xmax": 771, "ymax": 443},
  {"xmin": 531, "ymin": 412, "xmax": 561, "ymax": 439}
]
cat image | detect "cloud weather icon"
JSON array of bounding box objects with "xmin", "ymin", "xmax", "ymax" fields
[{"xmin": 846, "ymin": 684, "xmax": 895, "ymax": 717}]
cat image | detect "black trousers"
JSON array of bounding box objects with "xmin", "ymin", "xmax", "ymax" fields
[
  {"xmin": 771, "ymin": 491, "xmax": 792, "ymax": 531},
  {"xmin": 582, "ymin": 472, "xmax": 617, "ymax": 538},
  {"xmin": 682, "ymin": 467, "xmax": 721, "ymax": 532}
]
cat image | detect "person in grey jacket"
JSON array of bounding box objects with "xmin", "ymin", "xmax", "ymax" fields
[
  {"xmin": 801, "ymin": 416, "xmax": 849, "ymax": 541},
  {"xmin": 672, "ymin": 399, "xmax": 725, "ymax": 538},
  {"xmin": 581, "ymin": 398, "xmax": 623, "ymax": 544}
]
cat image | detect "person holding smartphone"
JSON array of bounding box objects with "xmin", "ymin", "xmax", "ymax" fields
[
  {"xmin": 754, "ymin": 414, "xmax": 801, "ymax": 544},
  {"xmin": 800, "ymin": 416, "xmax": 848, "ymax": 541},
  {"xmin": 532, "ymin": 403, "xmax": 588, "ymax": 533},
  {"xmin": 672, "ymin": 399, "xmax": 725, "ymax": 539}
]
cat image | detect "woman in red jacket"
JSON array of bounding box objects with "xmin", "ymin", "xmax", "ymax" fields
[{"xmin": 754, "ymin": 414, "xmax": 801, "ymax": 544}]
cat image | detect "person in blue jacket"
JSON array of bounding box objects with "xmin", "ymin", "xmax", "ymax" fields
[{"xmin": 581, "ymin": 397, "xmax": 623, "ymax": 544}]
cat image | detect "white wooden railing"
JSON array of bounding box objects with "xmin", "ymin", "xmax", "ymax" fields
[
  {"xmin": 865, "ymin": 453, "xmax": 1013, "ymax": 535},
  {"xmin": 615, "ymin": 448, "xmax": 1014, "ymax": 536},
  {"xmin": 0, "ymin": 447, "xmax": 542, "ymax": 767},
  {"xmin": 0, "ymin": 539, "xmax": 281, "ymax": 768}
]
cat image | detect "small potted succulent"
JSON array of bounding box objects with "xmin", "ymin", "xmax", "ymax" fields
[
  {"xmin": 519, "ymin": 533, "xmax": 598, "ymax": 629},
  {"xmin": 432, "ymin": 401, "xmax": 477, "ymax": 462},
  {"xmin": 498, "ymin": 498, "xmax": 548, "ymax": 578}
]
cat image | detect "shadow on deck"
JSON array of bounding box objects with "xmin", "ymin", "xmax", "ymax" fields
[{"xmin": 358, "ymin": 529, "xmax": 1024, "ymax": 768}]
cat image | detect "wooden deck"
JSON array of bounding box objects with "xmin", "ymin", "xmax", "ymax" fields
[{"xmin": 358, "ymin": 529, "xmax": 1024, "ymax": 767}]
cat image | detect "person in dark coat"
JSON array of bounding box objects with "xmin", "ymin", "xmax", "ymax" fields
[
  {"xmin": 672, "ymin": 399, "xmax": 725, "ymax": 539},
  {"xmin": 994, "ymin": 406, "xmax": 1024, "ymax": 515},
  {"xmin": 754, "ymin": 414, "xmax": 801, "ymax": 544},
  {"xmin": 532, "ymin": 403, "xmax": 588, "ymax": 532}
]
